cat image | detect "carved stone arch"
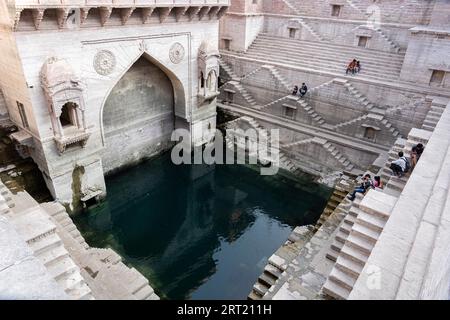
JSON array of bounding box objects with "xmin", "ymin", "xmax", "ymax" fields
[{"xmin": 98, "ymin": 50, "xmax": 187, "ymax": 146}]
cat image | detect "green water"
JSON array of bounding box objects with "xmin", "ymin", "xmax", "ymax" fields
[{"xmin": 73, "ymin": 152, "xmax": 332, "ymax": 300}]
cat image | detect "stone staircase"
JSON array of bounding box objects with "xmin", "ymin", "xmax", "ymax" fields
[
  {"xmin": 349, "ymin": 104, "xmax": 450, "ymax": 300},
  {"xmin": 241, "ymin": 34, "xmax": 404, "ymax": 82},
  {"xmin": 422, "ymin": 97, "xmax": 447, "ymax": 132},
  {"xmin": 241, "ymin": 65, "xmax": 264, "ymax": 81},
  {"xmin": 239, "ymin": 116, "xmax": 304, "ymax": 176},
  {"xmin": 257, "ymin": 201, "xmax": 350, "ymax": 300},
  {"xmin": 315, "ymin": 177, "xmax": 353, "ymax": 229},
  {"xmin": 281, "ymin": 0, "xmax": 324, "ymax": 41},
  {"xmin": 260, "ymin": 94, "xmax": 291, "ymax": 110},
  {"xmin": 326, "ymin": 193, "xmax": 362, "ymax": 262},
  {"xmin": 296, "ymin": 98, "xmax": 326, "ymax": 125},
  {"xmin": 40, "ymin": 202, "xmax": 89, "ymax": 249},
  {"xmin": 261, "ymin": 65, "xmax": 292, "ymax": 91},
  {"xmin": 39, "ymin": 202, "xmax": 159, "ymax": 300},
  {"xmin": 331, "ymin": 111, "xmax": 401, "ymax": 140},
  {"xmin": 248, "ymin": 225, "xmax": 314, "ymax": 300},
  {"xmin": 332, "ymin": 114, "xmax": 369, "ymax": 130},
  {"xmin": 343, "ymin": 81, "xmax": 376, "ymax": 110},
  {"xmin": 8, "ymin": 203, "xmax": 94, "ymax": 300},
  {"xmin": 322, "ymin": 127, "xmax": 433, "ymax": 299},
  {"xmin": 282, "ymin": 137, "xmax": 315, "ymax": 148},
  {"xmin": 322, "ymin": 189, "xmax": 398, "ymax": 299},
  {"xmin": 219, "ymin": 58, "xmax": 240, "ymax": 81},
  {"xmin": 228, "ymin": 81, "xmax": 258, "ymax": 107},
  {"xmin": 321, "ymin": 139, "xmax": 356, "ymax": 172},
  {"xmin": 373, "ymin": 28, "xmax": 401, "ymax": 53}
]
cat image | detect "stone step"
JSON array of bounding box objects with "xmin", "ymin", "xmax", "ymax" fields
[
  {"xmin": 339, "ymin": 222, "xmax": 352, "ymax": 235},
  {"xmin": 329, "ymin": 265, "xmax": 357, "ymax": 292},
  {"xmin": 330, "ymin": 238, "xmax": 344, "ymax": 253},
  {"xmin": 248, "ymin": 291, "xmax": 262, "ymax": 300},
  {"xmin": 47, "ymin": 256, "xmax": 78, "ymax": 281},
  {"xmin": 255, "ymin": 35, "xmax": 405, "ymax": 60},
  {"xmin": 339, "ymin": 245, "xmax": 368, "ymax": 266},
  {"xmin": 259, "ymin": 272, "xmax": 277, "ymax": 287},
  {"xmin": 66, "ymin": 280, "xmax": 93, "ymax": 300},
  {"xmin": 351, "ymin": 222, "xmax": 380, "ymax": 244},
  {"xmin": 36, "ymin": 244, "xmax": 69, "ymax": 267},
  {"xmin": 322, "ymin": 279, "xmax": 351, "ymax": 300},
  {"xmin": 253, "ymin": 282, "xmax": 269, "ymax": 296},
  {"xmin": 146, "ymin": 293, "xmax": 160, "ymax": 300},
  {"xmin": 335, "ymin": 230, "xmax": 348, "ymax": 244},
  {"xmin": 134, "ymin": 285, "xmax": 155, "ymax": 300},
  {"xmin": 326, "ymin": 247, "xmax": 340, "ymax": 262},
  {"xmin": 246, "ymin": 45, "xmax": 403, "ymax": 73},
  {"xmin": 28, "ymin": 232, "xmax": 63, "ymax": 256},
  {"xmin": 355, "ymin": 209, "xmax": 385, "ymax": 233},
  {"xmin": 346, "ymin": 234, "xmax": 373, "ymax": 256},
  {"xmin": 335, "ymin": 255, "xmax": 364, "ymax": 279},
  {"xmin": 242, "ymin": 52, "xmax": 400, "ymax": 80}
]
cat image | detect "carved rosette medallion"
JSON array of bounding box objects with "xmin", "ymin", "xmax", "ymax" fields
[
  {"xmin": 93, "ymin": 50, "xmax": 116, "ymax": 76},
  {"xmin": 169, "ymin": 42, "xmax": 185, "ymax": 64}
]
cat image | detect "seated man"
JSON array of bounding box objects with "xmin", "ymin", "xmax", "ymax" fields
[
  {"xmin": 292, "ymin": 85, "xmax": 298, "ymax": 95},
  {"xmin": 411, "ymin": 143, "xmax": 424, "ymax": 169},
  {"xmin": 390, "ymin": 151, "xmax": 410, "ymax": 177},
  {"xmin": 299, "ymin": 83, "xmax": 308, "ymax": 97},
  {"xmin": 347, "ymin": 174, "xmax": 373, "ymax": 201}
]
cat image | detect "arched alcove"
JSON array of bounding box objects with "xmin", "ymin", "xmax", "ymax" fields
[{"xmin": 101, "ymin": 55, "xmax": 178, "ymax": 174}]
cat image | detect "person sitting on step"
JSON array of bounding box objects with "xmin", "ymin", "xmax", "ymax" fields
[
  {"xmin": 390, "ymin": 151, "xmax": 410, "ymax": 177},
  {"xmin": 411, "ymin": 143, "xmax": 424, "ymax": 170},
  {"xmin": 347, "ymin": 174, "xmax": 373, "ymax": 201},
  {"xmin": 299, "ymin": 83, "xmax": 308, "ymax": 98},
  {"xmin": 356, "ymin": 60, "xmax": 361, "ymax": 73},
  {"xmin": 373, "ymin": 175, "xmax": 383, "ymax": 189},
  {"xmin": 292, "ymin": 85, "xmax": 299, "ymax": 96},
  {"xmin": 346, "ymin": 59, "xmax": 357, "ymax": 75}
]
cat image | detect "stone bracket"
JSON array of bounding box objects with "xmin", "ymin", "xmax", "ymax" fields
[
  {"xmin": 208, "ymin": 7, "xmax": 220, "ymax": 20},
  {"xmin": 56, "ymin": 8, "xmax": 70, "ymax": 29},
  {"xmin": 80, "ymin": 7, "xmax": 91, "ymax": 24},
  {"xmin": 32, "ymin": 9, "xmax": 45, "ymax": 30},
  {"xmin": 158, "ymin": 7, "xmax": 173, "ymax": 23},
  {"xmin": 142, "ymin": 7, "xmax": 155, "ymax": 24},
  {"xmin": 198, "ymin": 7, "xmax": 211, "ymax": 21},
  {"xmin": 99, "ymin": 7, "xmax": 112, "ymax": 27},
  {"xmin": 120, "ymin": 7, "xmax": 135, "ymax": 25},
  {"xmin": 174, "ymin": 7, "xmax": 189, "ymax": 22},
  {"xmin": 188, "ymin": 6, "xmax": 202, "ymax": 21}
]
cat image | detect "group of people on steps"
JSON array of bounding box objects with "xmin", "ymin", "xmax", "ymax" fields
[
  {"xmin": 347, "ymin": 143, "xmax": 424, "ymax": 201},
  {"xmin": 292, "ymin": 83, "xmax": 308, "ymax": 97}
]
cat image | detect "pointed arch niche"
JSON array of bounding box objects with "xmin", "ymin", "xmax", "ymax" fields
[{"xmin": 99, "ymin": 52, "xmax": 186, "ymax": 174}]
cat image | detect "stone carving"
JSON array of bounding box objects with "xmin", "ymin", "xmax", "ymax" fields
[
  {"xmin": 93, "ymin": 50, "xmax": 116, "ymax": 76},
  {"xmin": 169, "ymin": 42, "xmax": 185, "ymax": 64}
]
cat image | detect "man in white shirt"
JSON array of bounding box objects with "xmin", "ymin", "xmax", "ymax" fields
[{"xmin": 390, "ymin": 151, "xmax": 409, "ymax": 177}]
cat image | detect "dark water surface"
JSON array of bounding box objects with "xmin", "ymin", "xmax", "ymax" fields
[{"xmin": 74, "ymin": 152, "xmax": 332, "ymax": 300}]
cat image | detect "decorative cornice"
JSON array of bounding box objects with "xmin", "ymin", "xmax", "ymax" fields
[{"xmin": 11, "ymin": 3, "xmax": 230, "ymax": 30}]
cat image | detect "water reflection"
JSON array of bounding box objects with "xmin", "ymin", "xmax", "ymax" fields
[{"xmin": 74, "ymin": 153, "xmax": 331, "ymax": 300}]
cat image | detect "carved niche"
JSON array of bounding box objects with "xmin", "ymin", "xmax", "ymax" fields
[
  {"xmin": 198, "ymin": 41, "xmax": 220, "ymax": 105},
  {"xmin": 40, "ymin": 57, "xmax": 90, "ymax": 154}
]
